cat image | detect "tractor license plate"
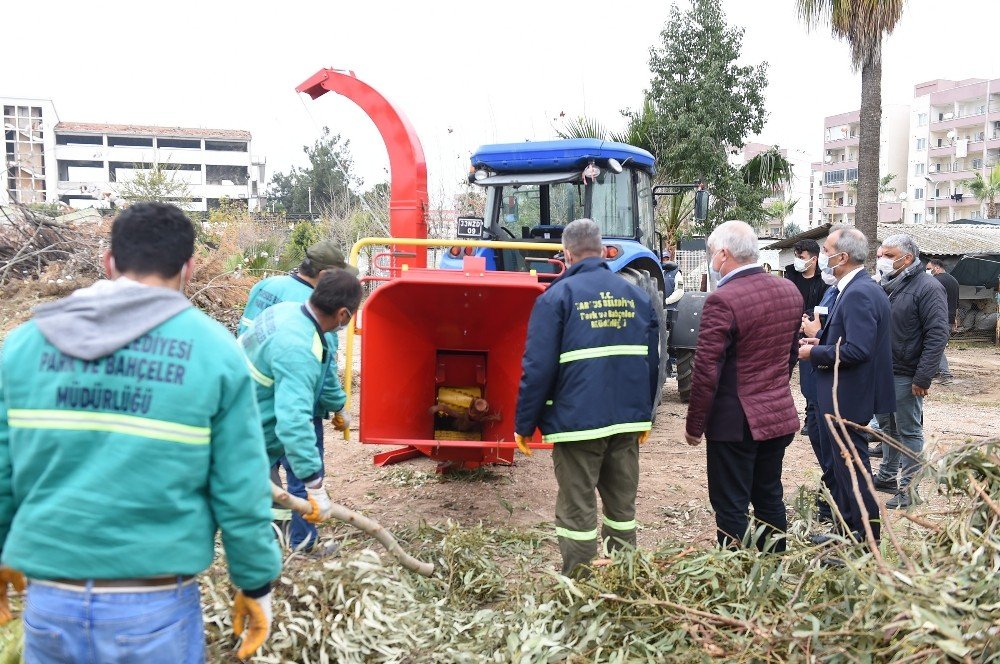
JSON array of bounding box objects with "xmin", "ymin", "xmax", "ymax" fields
[{"xmin": 456, "ymin": 216, "xmax": 485, "ymax": 239}]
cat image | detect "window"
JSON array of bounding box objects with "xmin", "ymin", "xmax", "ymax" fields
[
  {"xmin": 56, "ymin": 134, "xmax": 103, "ymax": 146},
  {"xmin": 914, "ymin": 163, "xmax": 925, "ymax": 175},
  {"xmin": 824, "ymin": 170, "xmax": 845, "ymax": 184},
  {"xmin": 972, "ymin": 158, "xmax": 984, "ymax": 170},
  {"xmin": 108, "ymin": 136, "xmax": 153, "ymax": 148},
  {"xmin": 206, "ymin": 164, "xmax": 249, "ymax": 185},
  {"xmin": 205, "ymin": 140, "xmax": 248, "ymax": 152},
  {"xmin": 157, "ymin": 138, "xmax": 201, "ymax": 149},
  {"xmin": 57, "ymin": 160, "xmax": 104, "ymax": 182},
  {"xmin": 914, "ymin": 188, "xmax": 924, "ymax": 200},
  {"xmin": 846, "ymin": 168, "xmax": 858, "ymax": 181},
  {"xmin": 636, "ymin": 171, "xmax": 656, "ymax": 252},
  {"xmin": 913, "ymin": 213, "xmax": 922, "ymax": 223},
  {"xmin": 916, "ymin": 138, "xmax": 926, "ymax": 151},
  {"xmin": 918, "ymin": 113, "xmax": 928, "ymax": 126}
]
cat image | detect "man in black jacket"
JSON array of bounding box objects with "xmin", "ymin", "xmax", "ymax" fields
[
  {"xmin": 873, "ymin": 235, "xmax": 949, "ymax": 509},
  {"xmin": 514, "ymin": 218, "xmax": 659, "ymax": 576},
  {"xmin": 927, "ymin": 259, "xmax": 959, "ymax": 383}
]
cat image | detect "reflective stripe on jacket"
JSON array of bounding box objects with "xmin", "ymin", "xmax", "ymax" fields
[{"xmin": 514, "ymin": 257, "xmax": 659, "ymax": 443}]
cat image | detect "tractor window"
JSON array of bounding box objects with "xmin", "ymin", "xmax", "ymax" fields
[
  {"xmin": 498, "ymin": 183, "xmax": 585, "ymax": 236},
  {"xmin": 637, "ymin": 171, "xmax": 657, "ymax": 251},
  {"xmin": 589, "ymin": 170, "xmax": 634, "ymax": 238}
]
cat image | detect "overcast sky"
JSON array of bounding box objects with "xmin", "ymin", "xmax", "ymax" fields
[{"xmin": 7, "ymin": 0, "xmax": 998, "ymax": 203}]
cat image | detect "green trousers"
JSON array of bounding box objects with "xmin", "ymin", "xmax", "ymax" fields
[{"xmin": 552, "ymin": 432, "xmax": 640, "ymax": 576}]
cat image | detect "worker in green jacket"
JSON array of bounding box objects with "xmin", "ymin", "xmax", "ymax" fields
[
  {"xmin": 238, "ymin": 241, "xmax": 356, "ymax": 552},
  {"xmin": 239, "ymin": 269, "xmax": 362, "ymax": 527},
  {"xmin": 0, "ymin": 203, "xmax": 280, "ymax": 662}
]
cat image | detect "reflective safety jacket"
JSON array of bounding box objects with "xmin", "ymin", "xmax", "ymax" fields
[
  {"xmin": 515, "ymin": 257, "xmax": 659, "ymax": 443},
  {"xmin": 0, "ymin": 291, "xmax": 280, "ymax": 591},
  {"xmin": 239, "ymin": 302, "xmax": 331, "ymax": 481},
  {"xmin": 238, "ymin": 273, "xmax": 346, "ymax": 417}
]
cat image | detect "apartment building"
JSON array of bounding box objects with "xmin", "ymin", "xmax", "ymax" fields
[
  {"xmin": 905, "ymin": 78, "xmax": 1000, "ymax": 224},
  {"xmin": 819, "ymin": 104, "xmax": 909, "ymax": 225},
  {"xmin": 2, "ymin": 96, "xmax": 266, "ymax": 212}
]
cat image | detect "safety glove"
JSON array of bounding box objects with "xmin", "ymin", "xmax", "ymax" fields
[
  {"xmin": 0, "ymin": 567, "xmax": 26, "ymax": 625},
  {"xmin": 303, "ymin": 479, "xmax": 334, "ymax": 523},
  {"xmin": 514, "ymin": 433, "xmax": 533, "ymax": 457},
  {"xmin": 232, "ymin": 591, "xmax": 272, "ymax": 660},
  {"xmin": 332, "ymin": 409, "xmax": 351, "ymax": 433},
  {"xmin": 638, "ymin": 431, "xmax": 650, "ymax": 445}
]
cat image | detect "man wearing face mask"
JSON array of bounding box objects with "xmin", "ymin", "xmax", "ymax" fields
[
  {"xmin": 239, "ymin": 240, "xmax": 357, "ymax": 553},
  {"xmin": 871, "ymin": 235, "xmax": 949, "ymax": 509},
  {"xmin": 239, "ymin": 270, "xmax": 362, "ymax": 531},
  {"xmin": 799, "ymin": 225, "xmax": 894, "ymax": 545},
  {"xmin": 0, "ymin": 203, "xmax": 281, "ymax": 661},
  {"xmin": 926, "ymin": 259, "xmax": 959, "ymax": 384},
  {"xmin": 686, "ymin": 221, "xmax": 803, "ymax": 553}
]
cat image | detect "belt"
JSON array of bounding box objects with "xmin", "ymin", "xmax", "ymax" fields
[{"xmin": 31, "ymin": 575, "xmax": 196, "ymax": 593}]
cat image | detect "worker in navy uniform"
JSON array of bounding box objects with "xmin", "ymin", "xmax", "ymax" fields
[{"xmin": 514, "ymin": 218, "xmax": 659, "ymax": 576}]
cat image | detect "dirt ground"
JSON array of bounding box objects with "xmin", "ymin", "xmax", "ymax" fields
[{"xmin": 321, "ymin": 343, "xmax": 1000, "ymax": 550}]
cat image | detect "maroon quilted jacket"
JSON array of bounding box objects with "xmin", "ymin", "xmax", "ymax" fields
[{"xmin": 685, "ymin": 267, "xmax": 803, "ymax": 442}]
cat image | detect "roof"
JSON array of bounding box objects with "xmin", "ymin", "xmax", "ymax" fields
[
  {"xmin": 54, "ymin": 122, "xmax": 250, "ymax": 141},
  {"xmin": 471, "ymin": 139, "xmax": 655, "ymax": 173},
  {"xmin": 768, "ymin": 222, "xmax": 1000, "ymax": 256}
]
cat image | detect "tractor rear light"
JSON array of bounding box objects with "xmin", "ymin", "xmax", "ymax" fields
[
  {"xmin": 604, "ymin": 245, "xmax": 621, "ymax": 260},
  {"xmin": 449, "ymin": 246, "xmax": 462, "ymax": 257},
  {"xmin": 464, "ymin": 247, "xmax": 476, "ymax": 256}
]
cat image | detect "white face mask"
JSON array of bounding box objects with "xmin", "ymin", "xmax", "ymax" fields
[
  {"xmin": 793, "ymin": 257, "xmax": 809, "ymax": 272},
  {"xmin": 926, "ymin": 269, "xmax": 932, "ymax": 276},
  {"xmin": 819, "ymin": 250, "xmax": 844, "ymax": 286},
  {"xmin": 820, "ymin": 270, "xmax": 838, "ymax": 286},
  {"xmin": 876, "ymin": 255, "xmax": 906, "ymax": 281},
  {"xmin": 708, "ymin": 250, "xmax": 724, "ymax": 286}
]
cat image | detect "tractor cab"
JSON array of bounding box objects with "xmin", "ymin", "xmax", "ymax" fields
[{"xmin": 440, "ymin": 139, "xmax": 663, "ymax": 285}]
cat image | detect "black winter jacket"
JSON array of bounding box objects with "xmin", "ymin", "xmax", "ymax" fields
[
  {"xmin": 884, "ymin": 261, "xmax": 949, "ymax": 388},
  {"xmin": 514, "ymin": 257, "xmax": 659, "ymax": 442}
]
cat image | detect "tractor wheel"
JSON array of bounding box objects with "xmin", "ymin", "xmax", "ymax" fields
[
  {"xmin": 619, "ymin": 268, "xmax": 669, "ymax": 420},
  {"xmin": 676, "ymin": 349, "xmax": 695, "ymax": 403}
]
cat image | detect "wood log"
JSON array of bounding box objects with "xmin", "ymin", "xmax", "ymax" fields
[{"xmin": 270, "ymin": 483, "xmax": 434, "ymax": 577}]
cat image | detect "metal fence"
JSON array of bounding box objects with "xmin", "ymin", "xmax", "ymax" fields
[{"xmin": 675, "ymin": 249, "xmax": 708, "ymax": 291}]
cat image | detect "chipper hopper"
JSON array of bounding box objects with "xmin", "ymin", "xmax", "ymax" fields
[{"xmin": 357, "ymin": 252, "xmax": 548, "ymax": 470}]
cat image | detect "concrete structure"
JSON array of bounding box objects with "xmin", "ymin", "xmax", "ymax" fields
[
  {"xmin": 808, "ymin": 161, "xmax": 824, "ymax": 228},
  {"xmin": 905, "ymin": 78, "xmax": 1000, "ymax": 224},
  {"xmin": 819, "ymin": 105, "xmax": 909, "ymax": 225},
  {"xmin": 2, "ymin": 97, "xmax": 265, "ymax": 211}
]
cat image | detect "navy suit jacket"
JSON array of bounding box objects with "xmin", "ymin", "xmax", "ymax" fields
[{"xmin": 810, "ymin": 270, "xmax": 895, "ymax": 424}]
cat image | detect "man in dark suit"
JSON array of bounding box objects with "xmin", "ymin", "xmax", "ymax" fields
[
  {"xmin": 799, "ymin": 224, "xmax": 895, "ymax": 544},
  {"xmin": 685, "ymin": 221, "xmax": 803, "ymax": 553}
]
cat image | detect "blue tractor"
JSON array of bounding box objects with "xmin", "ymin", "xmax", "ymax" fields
[{"xmin": 440, "ymin": 138, "xmax": 677, "ymax": 407}]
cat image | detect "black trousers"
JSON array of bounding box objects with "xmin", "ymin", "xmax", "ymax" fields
[
  {"xmin": 706, "ymin": 423, "xmax": 793, "ymax": 552},
  {"xmin": 818, "ymin": 417, "xmax": 881, "ymax": 542}
]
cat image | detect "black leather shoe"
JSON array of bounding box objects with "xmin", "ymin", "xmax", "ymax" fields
[
  {"xmin": 873, "ymin": 477, "xmax": 896, "ymax": 493},
  {"xmin": 809, "ymin": 533, "xmax": 838, "ymax": 546},
  {"xmin": 869, "ymin": 445, "xmax": 883, "ymax": 458},
  {"xmin": 820, "ymin": 556, "xmax": 847, "ymax": 568}
]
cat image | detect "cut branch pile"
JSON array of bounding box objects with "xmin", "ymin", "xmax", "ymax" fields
[{"xmin": 0, "ymin": 205, "xmax": 105, "ymax": 287}]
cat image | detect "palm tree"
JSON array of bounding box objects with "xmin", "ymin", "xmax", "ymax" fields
[
  {"xmin": 765, "ymin": 198, "xmax": 799, "ymax": 235},
  {"xmin": 741, "ymin": 148, "xmax": 795, "ymax": 193},
  {"xmin": 967, "ymin": 164, "xmax": 1000, "ymax": 219},
  {"xmin": 847, "ymin": 172, "xmax": 897, "ymax": 202},
  {"xmin": 798, "ymin": 0, "xmax": 906, "ymax": 263}
]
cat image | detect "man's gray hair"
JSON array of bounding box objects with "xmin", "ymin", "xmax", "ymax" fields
[
  {"xmin": 829, "ymin": 223, "xmax": 868, "ymax": 263},
  {"xmin": 881, "ymin": 233, "xmax": 919, "ymax": 260},
  {"xmin": 562, "ymin": 218, "xmax": 604, "ymax": 256},
  {"xmin": 706, "ymin": 220, "xmax": 759, "ymax": 263}
]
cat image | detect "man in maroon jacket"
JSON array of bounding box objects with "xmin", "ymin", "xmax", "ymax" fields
[{"xmin": 685, "ymin": 221, "xmax": 803, "ymax": 552}]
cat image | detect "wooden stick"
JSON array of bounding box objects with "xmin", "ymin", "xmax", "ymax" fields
[
  {"xmin": 270, "ymin": 483, "xmax": 434, "ymax": 577},
  {"xmin": 826, "ymin": 339, "xmax": 887, "ymax": 572}
]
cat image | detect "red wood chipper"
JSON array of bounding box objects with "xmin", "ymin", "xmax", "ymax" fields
[{"xmin": 296, "ymin": 69, "xmax": 555, "ymax": 471}]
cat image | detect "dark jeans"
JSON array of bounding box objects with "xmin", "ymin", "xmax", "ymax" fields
[
  {"xmin": 875, "ymin": 375, "xmax": 925, "ymax": 490},
  {"xmin": 274, "ymin": 416, "xmax": 325, "ymax": 551},
  {"xmin": 706, "ymin": 423, "xmax": 793, "ymax": 553},
  {"xmin": 818, "ymin": 414, "xmax": 880, "ymax": 542}
]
